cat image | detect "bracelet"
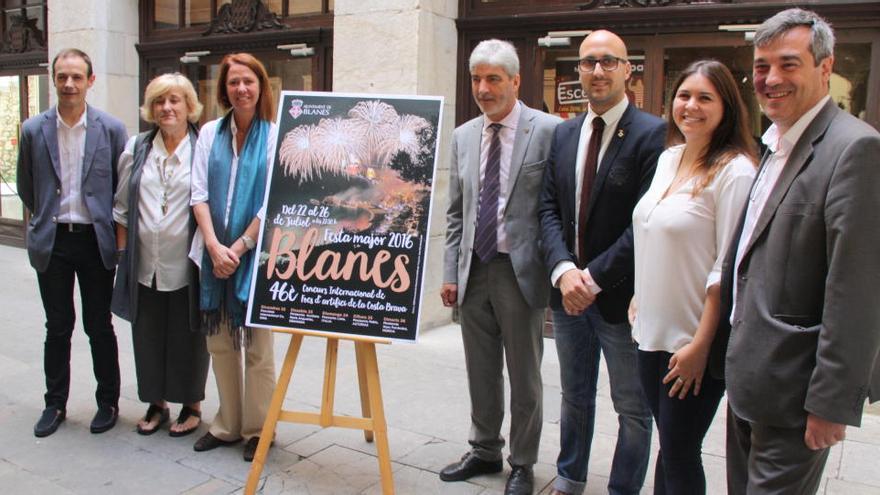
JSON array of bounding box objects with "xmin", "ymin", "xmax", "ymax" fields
[{"xmin": 240, "ymin": 234, "xmax": 256, "ymax": 250}]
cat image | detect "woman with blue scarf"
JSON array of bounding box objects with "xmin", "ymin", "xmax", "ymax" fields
[{"xmin": 190, "ymin": 53, "xmax": 278, "ymax": 462}]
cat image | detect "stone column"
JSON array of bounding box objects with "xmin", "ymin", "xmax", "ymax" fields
[
  {"xmin": 333, "ymin": 0, "xmax": 458, "ymax": 330},
  {"xmin": 48, "ymin": 0, "xmax": 139, "ymax": 135}
]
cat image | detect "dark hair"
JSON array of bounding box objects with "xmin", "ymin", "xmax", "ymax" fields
[
  {"xmin": 666, "ymin": 59, "xmax": 757, "ymax": 194},
  {"xmin": 216, "ymin": 52, "xmax": 275, "ymax": 121},
  {"xmin": 754, "ymin": 8, "xmax": 835, "ymax": 66},
  {"xmin": 52, "ymin": 48, "xmax": 93, "ymax": 78}
]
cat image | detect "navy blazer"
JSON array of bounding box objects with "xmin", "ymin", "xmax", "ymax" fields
[
  {"xmin": 17, "ymin": 105, "xmax": 128, "ymax": 272},
  {"xmin": 539, "ymin": 104, "xmax": 665, "ymax": 323}
]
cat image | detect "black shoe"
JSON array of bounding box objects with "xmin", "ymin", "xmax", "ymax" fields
[
  {"xmin": 243, "ymin": 436, "xmax": 274, "ymax": 462},
  {"xmin": 34, "ymin": 407, "xmax": 65, "ymax": 437},
  {"xmin": 193, "ymin": 432, "xmax": 241, "ymax": 452},
  {"xmin": 439, "ymin": 452, "xmax": 503, "ymax": 482},
  {"xmin": 90, "ymin": 405, "xmax": 118, "ymax": 434},
  {"xmin": 504, "ymin": 465, "xmax": 534, "ymax": 495}
]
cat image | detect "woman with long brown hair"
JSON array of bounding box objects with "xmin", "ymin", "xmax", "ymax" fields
[
  {"xmin": 630, "ymin": 59, "xmax": 757, "ymax": 493},
  {"xmin": 189, "ymin": 52, "xmax": 278, "ymax": 462}
]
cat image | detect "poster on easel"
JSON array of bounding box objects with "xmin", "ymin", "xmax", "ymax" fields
[{"xmin": 246, "ymin": 91, "xmax": 444, "ymax": 342}]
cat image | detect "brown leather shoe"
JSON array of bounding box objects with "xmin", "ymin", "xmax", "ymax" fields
[
  {"xmin": 193, "ymin": 432, "xmax": 241, "ymax": 452},
  {"xmin": 243, "ymin": 436, "xmax": 274, "ymax": 462}
]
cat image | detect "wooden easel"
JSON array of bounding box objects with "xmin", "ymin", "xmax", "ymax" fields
[{"xmin": 244, "ymin": 329, "xmax": 395, "ymax": 495}]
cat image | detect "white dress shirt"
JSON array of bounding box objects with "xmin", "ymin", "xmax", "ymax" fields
[
  {"xmin": 550, "ymin": 97, "xmax": 630, "ymax": 292},
  {"xmin": 114, "ymin": 133, "xmax": 192, "ymax": 291},
  {"xmin": 480, "ymin": 101, "xmax": 521, "ymax": 254},
  {"xmin": 632, "ymin": 146, "xmax": 755, "ymax": 352},
  {"xmin": 56, "ymin": 108, "xmax": 92, "ymax": 224},
  {"xmin": 731, "ymin": 95, "xmax": 830, "ymax": 322}
]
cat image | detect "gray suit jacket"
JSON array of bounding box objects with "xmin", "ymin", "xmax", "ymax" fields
[
  {"xmin": 16, "ymin": 105, "xmax": 128, "ymax": 272},
  {"xmin": 712, "ymin": 100, "xmax": 880, "ymax": 428},
  {"xmin": 443, "ymin": 103, "xmax": 562, "ymax": 308}
]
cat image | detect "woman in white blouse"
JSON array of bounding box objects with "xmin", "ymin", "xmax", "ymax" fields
[
  {"xmin": 189, "ymin": 53, "xmax": 278, "ymax": 463},
  {"xmin": 630, "ymin": 60, "xmax": 757, "ymax": 494},
  {"xmin": 112, "ymin": 73, "xmax": 208, "ymax": 437}
]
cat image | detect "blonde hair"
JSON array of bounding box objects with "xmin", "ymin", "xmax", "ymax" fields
[{"xmin": 140, "ymin": 73, "xmax": 203, "ymax": 124}]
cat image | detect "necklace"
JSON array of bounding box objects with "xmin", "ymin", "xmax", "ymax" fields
[{"xmin": 156, "ymin": 154, "xmax": 178, "ymax": 216}]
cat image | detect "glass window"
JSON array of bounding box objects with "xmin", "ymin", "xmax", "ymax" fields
[
  {"xmin": 186, "ymin": 0, "xmax": 211, "ymax": 26},
  {"xmin": 289, "ymin": 0, "xmax": 321, "ymax": 15},
  {"xmin": 0, "ymin": 75, "xmax": 22, "ymax": 221},
  {"xmin": 831, "ymin": 43, "xmax": 871, "ymax": 121},
  {"xmin": 266, "ymin": 0, "xmax": 282, "ymax": 14},
  {"xmin": 154, "ymin": 0, "xmax": 179, "ymax": 29}
]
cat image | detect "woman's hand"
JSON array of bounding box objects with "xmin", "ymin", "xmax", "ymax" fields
[
  {"xmin": 627, "ymin": 297, "xmax": 637, "ymax": 326},
  {"xmin": 207, "ymin": 241, "xmax": 240, "ymax": 279},
  {"xmin": 663, "ymin": 341, "xmax": 710, "ymax": 399}
]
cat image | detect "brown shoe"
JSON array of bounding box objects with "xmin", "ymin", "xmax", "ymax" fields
[
  {"xmin": 193, "ymin": 432, "xmax": 241, "ymax": 452},
  {"xmin": 243, "ymin": 436, "xmax": 274, "ymax": 462}
]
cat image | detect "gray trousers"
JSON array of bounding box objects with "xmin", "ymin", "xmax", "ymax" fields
[
  {"xmin": 459, "ymin": 254, "xmax": 545, "ymax": 467},
  {"xmin": 727, "ymin": 405, "xmax": 830, "ymax": 495}
]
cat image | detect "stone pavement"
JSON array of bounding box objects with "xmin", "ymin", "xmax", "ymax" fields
[{"xmin": 1, "ymin": 242, "xmax": 879, "ymax": 494}]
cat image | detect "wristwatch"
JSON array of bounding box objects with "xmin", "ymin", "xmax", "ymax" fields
[{"xmin": 240, "ymin": 234, "xmax": 256, "ymax": 250}]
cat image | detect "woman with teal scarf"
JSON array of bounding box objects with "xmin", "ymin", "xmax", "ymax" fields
[{"xmin": 190, "ymin": 53, "xmax": 278, "ymax": 462}]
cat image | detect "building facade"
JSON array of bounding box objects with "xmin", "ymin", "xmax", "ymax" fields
[{"xmin": 1, "ymin": 0, "xmax": 878, "ymax": 329}]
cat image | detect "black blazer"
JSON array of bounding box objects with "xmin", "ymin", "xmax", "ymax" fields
[{"xmin": 539, "ymin": 104, "xmax": 665, "ymax": 323}]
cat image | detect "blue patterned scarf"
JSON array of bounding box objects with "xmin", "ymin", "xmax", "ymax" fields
[{"xmin": 200, "ymin": 112, "xmax": 269, "ymax": 337}]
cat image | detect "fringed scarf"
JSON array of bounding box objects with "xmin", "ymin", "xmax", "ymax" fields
[{"xmin": 199, "ymin": 112, "xmax": 269, "ymax": 346}]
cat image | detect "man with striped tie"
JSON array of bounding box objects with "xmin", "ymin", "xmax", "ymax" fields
[{"xmin": 441, "ymin": 39, "xmax": 561, "ymax": 495}]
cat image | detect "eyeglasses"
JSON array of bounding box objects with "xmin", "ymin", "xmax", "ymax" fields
[{"xmin": 577, "ymin": 56, "xmax": 627, "ymax": 73}]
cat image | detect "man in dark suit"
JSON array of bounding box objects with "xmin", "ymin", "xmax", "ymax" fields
[
  {"xmin": 441, "ymin": 39, "xmax": 561, "ymax": 495},
  {"xmin": 17, "ymin": 48, "xmax": 127, "ymax": 437},
  {"xmin": 708, "ymin": 9, "xmax": 880, "ymax": 494},
  {"xmin": 539, "ymin": 30, "xmax": 665, "ymax": 495}
]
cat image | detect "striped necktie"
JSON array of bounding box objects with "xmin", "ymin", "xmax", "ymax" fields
[{"xmin": 474, "ymin": 123, "xmax": 503, "ymax": 263}]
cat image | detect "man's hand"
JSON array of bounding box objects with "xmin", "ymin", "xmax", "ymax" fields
[
  {"xmin": 441, "ymin": 283, "xmax": 458, "ymax": 307},
  {"xmin": 804, "ymin": 413, "xmax": 846, "ymax": 450},
  {"xmin": 559, "ymin": 269, "xmax": 595, "ymax": 315}
]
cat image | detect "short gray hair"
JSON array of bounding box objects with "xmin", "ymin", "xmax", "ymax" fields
[
  {"xmin": 469, "ymin": 39, "xmax": 520, "ymax": 77},
  {"xmin": 754, "ymin": 8, "xmax": 835, "ymax": 65}
]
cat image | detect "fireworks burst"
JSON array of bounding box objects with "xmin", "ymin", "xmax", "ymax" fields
[{"xmin": 278, "ymin": 99, "xmax": 435, "ymax": 183}]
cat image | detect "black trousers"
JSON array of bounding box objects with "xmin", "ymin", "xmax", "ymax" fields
[
  {"xmin": 133, "ymin": 283, "xmax": 208, "ymax": 404},
  {"xmin": 638, "ymin": 350, "xmax": 725, "ymax": 495},
  {"xmin": 36, "ymin": 226, "xmax": 119, "ymax": 410}
]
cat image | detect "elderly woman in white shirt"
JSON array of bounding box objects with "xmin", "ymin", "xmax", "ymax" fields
[
  {"xmin": 112, "ymin": 73, "xmax": 209, "ymax": 437},
  {"xmin": 630, "ymin": 60, "xmax": 757, "ymax": 494}
]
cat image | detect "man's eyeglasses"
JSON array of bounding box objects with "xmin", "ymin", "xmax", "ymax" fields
[{"xmin": 577, "ymin": 56, "xmax": 627, "ymax": 73}]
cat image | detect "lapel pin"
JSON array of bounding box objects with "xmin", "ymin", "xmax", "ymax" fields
[{"xmin": 617, "ymin": 129, "xmax": 625, "ymax": 138}]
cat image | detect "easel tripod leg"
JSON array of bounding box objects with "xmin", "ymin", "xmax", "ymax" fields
[
  {"xmin": 360, "ymin": 342, "xmax": 394, "ymax": 494},
  {"xmin": 244, "ymin": 333, "xmax": 304, "ymax": 495},
  {"xmin": 355, "ymin": 342, "xmax": 374, "ymax": 442}
]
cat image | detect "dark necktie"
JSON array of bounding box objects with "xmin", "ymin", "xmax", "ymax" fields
[
  {"xmin": 577, "ymin": 116, "xmax": 605, "ymax": 266},
  {"xmin": 474, "ymin": 123, "xmax": 503, "ymax": 263}
]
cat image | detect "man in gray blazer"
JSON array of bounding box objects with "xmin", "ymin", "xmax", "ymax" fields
[
  {"xmin": 17, "ymin": 49, "xmax": 127, "ymax": 437},
  {"xmin": 709, "ymin": 9, "xmax": 880, "ymax": 494},
  {"xmin": 441, "ymin": 39, "xmax": 561, "ymax": 495}
]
